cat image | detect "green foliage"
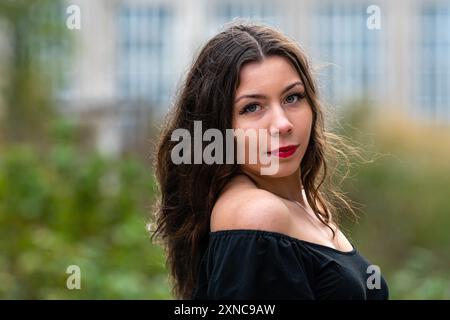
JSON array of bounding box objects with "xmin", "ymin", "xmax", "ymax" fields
[
  {"xmin": 0, "ymin": 0, "xmax": 73, "ymax": 143},
  {"xmin": 338, "ymin": 104, "xmax": 450, "ymax": 299},
  {"xmin": 0, "ymin": 119, "xmax": 172, "ymax": 299}
]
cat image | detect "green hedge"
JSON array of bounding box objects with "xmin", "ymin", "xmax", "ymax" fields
[
  {"xmin": 0, "ymin": 124, "xmax": 172, "ymax": 299},
  {"xmin": 341, "ymin": 107, "xmax": 450, "ymax": 299}
]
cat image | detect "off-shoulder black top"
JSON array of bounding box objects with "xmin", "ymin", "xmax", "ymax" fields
[{"xmin": 192, "ymin": 229, "xmax": 389, "ymax": 300}]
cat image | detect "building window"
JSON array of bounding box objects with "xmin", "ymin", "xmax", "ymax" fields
[
  {"xmin": 416, "ymin": 4, "xmax": 450, "ymax": 123},
  {"xmin": 212, "ymin": 0, "xmax": 281, "ymax": 34},
  {"xmin": 117, "ymin": 5, "xmax": 172, "ymax": 104},
  {"xmin": 313, "ymin": 2, "xmax": 385, "ymax": 106}
]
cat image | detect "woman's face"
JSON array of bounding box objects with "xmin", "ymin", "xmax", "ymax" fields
[{"xmin": 232, "ymin": 55, "xmax": 313, "ymax": 178}]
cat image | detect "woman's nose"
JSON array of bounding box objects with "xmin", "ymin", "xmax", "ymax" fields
[{"xmin": 269, "ymin": 106, "xmax": 293, "ymax": 136}]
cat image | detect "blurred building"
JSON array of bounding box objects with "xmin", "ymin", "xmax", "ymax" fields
[{"xmin": 12, "ymin": 0, "xmax": 450, "ymax": 154}]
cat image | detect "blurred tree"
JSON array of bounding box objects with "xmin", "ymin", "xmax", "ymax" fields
[
  {"xmin": 0, "ymin": 119, "xmax": 172, "ymax": 299},
  {"xmin": 0, "ymin": 0, "xmax": 71, "ymax": 145}
]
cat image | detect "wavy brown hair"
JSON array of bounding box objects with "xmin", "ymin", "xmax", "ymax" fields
[{"xmin": 150, "ymin": 22, "xmax": 363, "ymax": 300}]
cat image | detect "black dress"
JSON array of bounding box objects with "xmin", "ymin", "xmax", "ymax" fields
[{"xmin": 192, "ymin": 229, "xmax": 389, "ymax": 300}]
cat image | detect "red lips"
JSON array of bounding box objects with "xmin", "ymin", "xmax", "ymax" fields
[{"xmin": 268, "ymin": 145, "xmax": 299, "ymax": 158}]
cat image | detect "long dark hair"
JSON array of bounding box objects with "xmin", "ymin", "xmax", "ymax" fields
[{"xmin": 150, "ymin": 21, "xmax": 361, "ymax": 300}]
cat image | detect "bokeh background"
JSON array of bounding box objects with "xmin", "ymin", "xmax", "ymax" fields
[{"xmin": 0, "ymin": 0, "xmax": 449, "ymax": 299}]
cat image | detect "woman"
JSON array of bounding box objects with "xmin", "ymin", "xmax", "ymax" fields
[{"xmin": 151, "ymin": 22, "xmax": 389, "ymax": 300}]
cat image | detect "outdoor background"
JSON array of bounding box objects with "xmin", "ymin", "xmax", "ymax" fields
[{"xmin": 0, "ymin": 0, "xmax": 449, "ymax": 299}]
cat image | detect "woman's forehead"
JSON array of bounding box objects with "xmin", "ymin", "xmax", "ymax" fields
[
  {"xmin": 236, "ymin": 56, "xmax": 302, "ymax": 97},
  {"xmin": 236, "ymin": 56, "xmax": 302, "ymax": 96}
]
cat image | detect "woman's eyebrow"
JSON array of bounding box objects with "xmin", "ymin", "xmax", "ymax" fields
[{"xmin": 234, "ymin": 81, "xmax": 304, "ymax": 103}]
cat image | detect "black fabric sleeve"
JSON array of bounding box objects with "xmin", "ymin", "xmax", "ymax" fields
[{"xmin": 202, "ymin": 231, "xmax": 315, "ymax": 300}]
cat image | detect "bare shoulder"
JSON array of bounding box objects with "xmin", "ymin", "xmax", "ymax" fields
[{"xmin": 210, "ymin": 175, "xmax": 291, "ymax": 233}]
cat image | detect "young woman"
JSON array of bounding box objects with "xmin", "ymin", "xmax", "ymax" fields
[{"xmin": 151, "ymin": 22, "xmax": 389, "ymax": 300}]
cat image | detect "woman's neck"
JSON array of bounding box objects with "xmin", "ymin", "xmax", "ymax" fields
[{"xmin": 240, "ymin": 167, "xmax": 305, "ymax": 205}]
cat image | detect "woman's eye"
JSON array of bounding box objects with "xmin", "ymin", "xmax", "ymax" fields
[
  {"xmin": 285, "ymin": 93, "xmax": 305, "ymax": 104},
  {"xmin": 240, "ymin": 104, "xmax": 260, "ymax": 114}
]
